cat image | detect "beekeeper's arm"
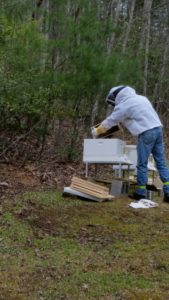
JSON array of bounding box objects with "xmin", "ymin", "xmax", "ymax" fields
[{"xmin": 92, "ymin": 105, "xmax": 126, "ymax": 138}]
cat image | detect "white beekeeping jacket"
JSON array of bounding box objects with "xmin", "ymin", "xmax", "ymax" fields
[{"xmin": 102, "ymin": 86, "xmax": 162, "ymax": 136}]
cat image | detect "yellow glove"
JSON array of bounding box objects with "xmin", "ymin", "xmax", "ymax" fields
[{"xmin": 91, "ymin": 125, "xmax": 107, "ymax": 138}]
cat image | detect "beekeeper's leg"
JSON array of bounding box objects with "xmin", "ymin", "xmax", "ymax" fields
[
  {"xmin": 136, "ymin": 129, "xmax": 154, "ymax": 197},
  {"xmin": 152, "ymin": 127, "xmax": 169, "ymax": 197}
]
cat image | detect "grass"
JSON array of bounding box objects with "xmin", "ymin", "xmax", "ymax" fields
[{"xmin": 1, "ymin": 190, "xmax": 169, "ymax": 299}]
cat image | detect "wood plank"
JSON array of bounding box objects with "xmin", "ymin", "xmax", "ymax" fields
[
  {"xmin": 69, "ymin": 176, "xmax": 114, "ymax": 200},
  {"xmin": 70, "ymin": 183, "xmax": 106, "ymax": 198},
  {"xmin": 72, "ymin": 177, "xmax": 109, "ymax": 193},
  {"xmin": 71, "ymin": 181, "xmax": 108, "ymax": 194},
  {"xmin": 72, "ymin": 177, "xmax": 108, "ymax": 190},
  {"xmin": 73, "ymin": 176, "xmax": 108, "ymax": 187},
  {"xmin": 70, "ymin": 183, "xmax": 114, "ymax": 199},
  {"xmin": 71, "ymin": 182, "xmax": 108, "ymax": 197}
]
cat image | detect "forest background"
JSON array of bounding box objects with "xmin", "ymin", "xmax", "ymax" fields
[{"xmin": 0, "ymin": 0, "xmax": 169, "ymax": 169}]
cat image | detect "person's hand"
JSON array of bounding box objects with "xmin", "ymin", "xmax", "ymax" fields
[{"xmin": 91, "ymin": 125, "xmax": 107, "ymax": 138}]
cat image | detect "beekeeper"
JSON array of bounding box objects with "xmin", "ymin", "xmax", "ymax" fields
[{"xmin": 92, "ymin": 86, "xmax": 169, "ymax": 202}]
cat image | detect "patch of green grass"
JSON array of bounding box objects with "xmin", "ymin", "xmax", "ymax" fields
[
  {"xmin": 0, "ymin": 213, "xmax": 33, "ymax": 246},
  {"xmin": 21, "ymin": 190, "xmax": 83, "ymax": 208},
  {"xmin": 1, "ymin": 190, "xmax": 169, "ymax": 299}
]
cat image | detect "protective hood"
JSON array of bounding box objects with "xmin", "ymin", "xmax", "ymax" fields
[
  {"xmin": 106, "ymin": 85, "xmax": 126, "ymax": 106},
  {"xmin": 114, "ymin": 86, "xmax": 136, "ymax": 105}
]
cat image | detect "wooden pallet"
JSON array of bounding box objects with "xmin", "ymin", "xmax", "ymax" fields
[{"xmin": 70, "ymin": 176, "xmax": 114, "ymax": 200}]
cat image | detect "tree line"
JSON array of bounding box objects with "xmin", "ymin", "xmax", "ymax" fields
[{"xmin": 0, "ymin": 0, "xmax": 169, "ymax": 162}]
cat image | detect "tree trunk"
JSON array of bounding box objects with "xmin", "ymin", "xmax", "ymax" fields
[
  {"xmin": 107, "ymin": 0, "xmax": 122, "ymax": 54},
  {"xmin": 122, "ymin": 0, "xmax": 136, "ymax": 54},
  {"xmin": 140, "ymin": 0, "xmax": 153, "ymax": 95}
]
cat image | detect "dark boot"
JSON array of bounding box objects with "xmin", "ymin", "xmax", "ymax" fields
[
  {"xmin": 129, "ymin": 192, "xmax": 146, "ymax": 201},
  {"xmin": 163, "ymin": 194, "xmax": 169, "ymax": 203}
]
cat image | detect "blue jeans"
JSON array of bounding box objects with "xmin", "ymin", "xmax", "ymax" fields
[{"xmin": 136, "ymin": 126, "xmax": 169, "ymax": 196}]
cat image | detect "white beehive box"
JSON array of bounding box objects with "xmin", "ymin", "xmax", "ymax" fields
[{"xmin": 83, "ymin": 139, "xmax": 126, "ymax": 163}]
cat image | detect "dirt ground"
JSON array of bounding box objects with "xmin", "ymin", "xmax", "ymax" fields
[{"xmin": 0, "ymin": 161, "xmax": 85, "ymax": 200}]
